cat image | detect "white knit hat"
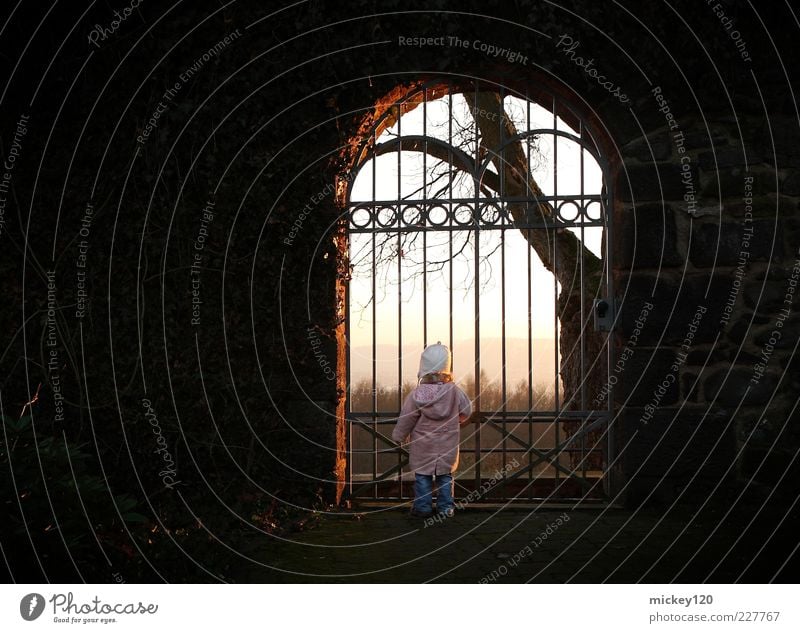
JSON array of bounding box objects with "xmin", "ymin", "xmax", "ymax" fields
[{"xmin": 418, "ymin": 341, "xmax": 452, "ymax": 379}]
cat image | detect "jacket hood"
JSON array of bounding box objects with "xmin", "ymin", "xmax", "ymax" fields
[{"xmin": 411, "ymin": 383, "xmax": 456, "ymax": 420}]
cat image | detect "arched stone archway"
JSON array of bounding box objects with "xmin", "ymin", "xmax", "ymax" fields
[{"xmin": 334, "ymin": 76, "xmax": 621, "ymax": 503}]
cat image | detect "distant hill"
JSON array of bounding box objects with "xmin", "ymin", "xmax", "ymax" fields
[{"xmin": 349, "ymin": 337, "xmax": 558, "ymax": 387}]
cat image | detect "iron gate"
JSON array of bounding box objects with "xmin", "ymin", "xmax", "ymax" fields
[{"xmin": 344, "ymin": 80, "xmax": 614, "ymax": 504}]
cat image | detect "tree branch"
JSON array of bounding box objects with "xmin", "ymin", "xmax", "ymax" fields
[
  {"xmin": 371, "ymin": 136, "xmax": 499, "ymax": 196},
  {"xmin": 462, "ymin": 92, "xmax": 602, "ymax": 294}
]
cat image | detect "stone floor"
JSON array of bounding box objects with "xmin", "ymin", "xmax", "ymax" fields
[{"xmin": 235, "ymin": 498, "xmax": 799, "ymax": 583}]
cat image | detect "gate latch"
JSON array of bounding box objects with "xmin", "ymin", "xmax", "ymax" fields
[{"xmin": 593, "ymin": 297, "xmax": 617, "ymax": 332}]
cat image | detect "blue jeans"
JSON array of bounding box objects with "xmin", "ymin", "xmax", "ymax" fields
[{"xmin": 413, "ymin": 473, "xmax": 454, "ymax": 514}]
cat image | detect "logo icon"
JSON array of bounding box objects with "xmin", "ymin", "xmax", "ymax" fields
[{"xmin": 20, "ymin": 593, "xmax": 45, "ymax": 621}]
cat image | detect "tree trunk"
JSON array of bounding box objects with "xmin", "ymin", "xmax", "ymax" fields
[{"xmin": 463, "ymin": 92, "xmax": 607, "ymax": 471}]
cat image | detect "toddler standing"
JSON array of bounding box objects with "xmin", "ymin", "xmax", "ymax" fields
[{"xmin": 392, "ymin": 342, "xmax": 472, "ymax": 518}]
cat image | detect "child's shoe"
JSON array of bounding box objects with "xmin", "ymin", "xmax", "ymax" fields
[{"xmin": 409, "ymin": 507, "xmax": 433, "ymax": 518}]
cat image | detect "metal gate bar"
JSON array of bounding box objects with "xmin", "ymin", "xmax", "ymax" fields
[{"xmin": 347, "ymin": 413, "xmax": 608, "ymax": 501}]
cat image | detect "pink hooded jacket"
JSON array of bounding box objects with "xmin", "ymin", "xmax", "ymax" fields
[{"xmin": 392, "ymin": 382, "xmax": 472, "ymax": 476}]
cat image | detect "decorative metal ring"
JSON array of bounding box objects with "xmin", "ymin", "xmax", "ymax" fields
[
  {"xmin": 453, "ymin": 203, "xmax": 475, "ymax": 226},
  {"xmin": 479, "ymin": 202, "xmax": 502, "ymax": 225},
  {"xmin": 427, "ymin": 204, "xmax": 449, "ymax": 226},
  {"xmin": 350, "ymin": 206, "xmax": 373, "ymax": 229},
  {"xmin": 557, "ymin": 200, "xmax": 581, "ymax": 223},
  {"xmin": 376, "ymin": 206, "xmax": 398, "ymax": 228},
  {"xmin": 585, "ymin": 200, "xmax": 604, "ymax": 221},
  {"xmin": 401, "ymin": 205, "xmax": 422, "ymax": 227}
]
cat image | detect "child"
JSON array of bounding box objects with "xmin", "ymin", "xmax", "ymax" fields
[{"xmin": 392, "ymin": 342, "xmax": 472, "ymax": 519}]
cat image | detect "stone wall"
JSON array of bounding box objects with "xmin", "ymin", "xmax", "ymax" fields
[{"xmin": 612, "ymin": 97, "xmax": 799, "ymax": 505}]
